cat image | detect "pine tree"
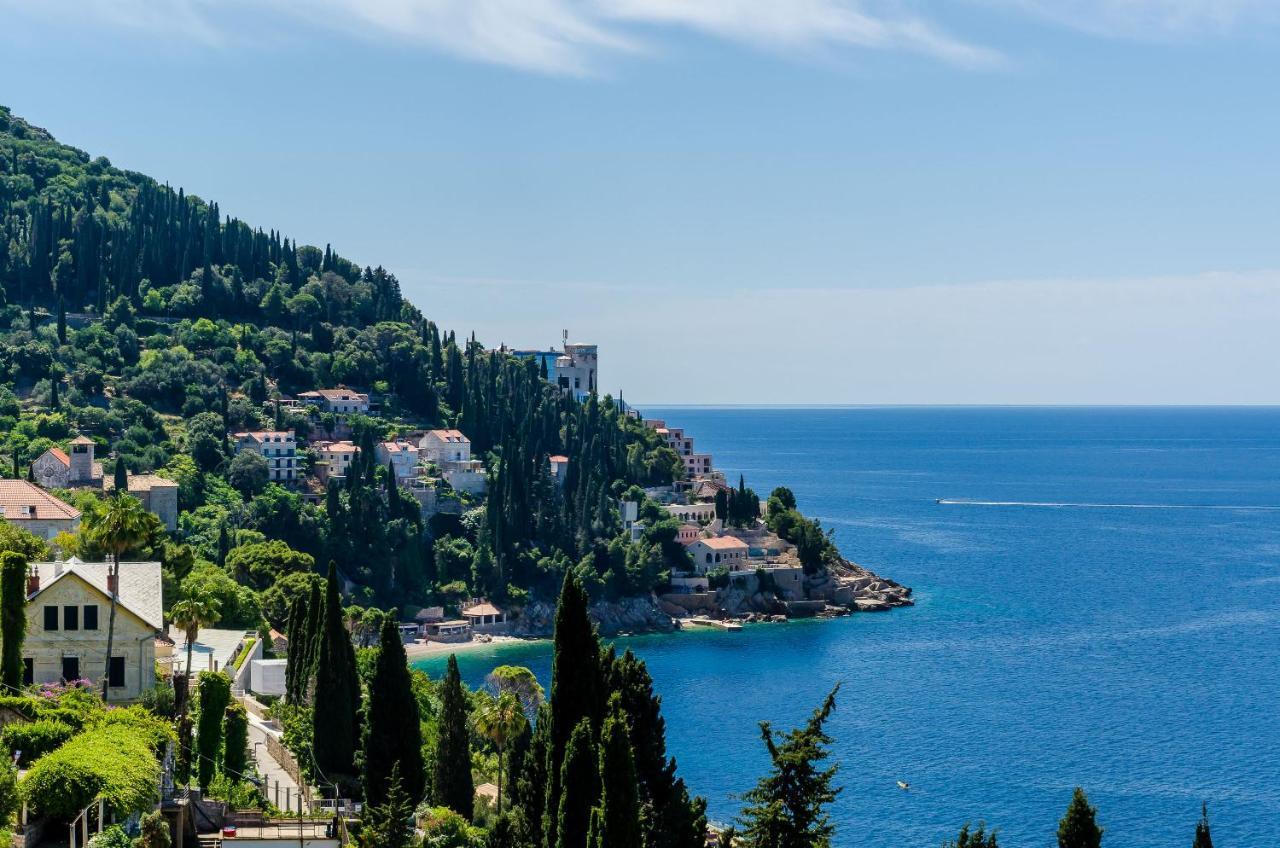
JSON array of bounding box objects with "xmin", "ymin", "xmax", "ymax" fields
[
  {"xmin": 1192, "ymin": 802, "xmax": 1213, "ymax": 848},
  {"xmin": 1057, "ymin": 787, "xmax": 1103, "ymax": 848},
  {"xmin": 0, "ymin": 551, "xmax": 28, "ymax": 690},
  {"xmin": 592, "ymin": 701, "xmax": 642, "ymax": 848},
  {"xmin": 312, "ymin": 562, "xmax": 360, "ymax": 780},
  {"xmin": 433, "ymin": 654, "xmax": 474, "ymax": 818},
  {"xmin": 361, "ymin": 763, "xmax": 415, "ymax": 848},
  {"xmin": 738, "ymin": 686, "xmax": 841, "ymax": 848},
  {"xmin": 364, "ymin": 614, "xmax": 425, "ymax": 807},
  {"xmin": 555, "ymin": 719, "xmax": 599, "ymax": 848},
  {"xmin": 944, "ymin": 822, "xmax": 999, "ymax": 848},
  {"xmin": 544, "ymin": 571, "xmax": 603, "ymax": 848}
]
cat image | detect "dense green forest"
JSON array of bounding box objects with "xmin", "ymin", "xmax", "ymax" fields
[{"xmin": 0, "ymin": 103, "xmax": 690, "ymax": 620}]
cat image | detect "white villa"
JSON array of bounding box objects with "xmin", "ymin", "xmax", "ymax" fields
[
  {"xmin": 663, "ymin": 502, "xmax": 717, "ymax": 524},
  {"xmin": 233, "ymin": 430, "xmax": 298, "ymax": 483},
  {"xmin": 314, "ymin": 440, "xmax": 359, "ymax": 480},
  {"xmin": 375, "ymin": 440, "xmax": 420, "ymax": 483},
  {"xmin": 297, "ymin": 388, "xmax": 370, "ymax": 415},
  {"xmin": 419, "ymin": 430, "xmax": 486, "ymax": 495},
  {"xmin": 24, "ymin": 558, "xmax": 163, "ymax": 700}
]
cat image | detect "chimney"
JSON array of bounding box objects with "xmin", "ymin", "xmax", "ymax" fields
[
  {"xmin": 107, "ymin": 572, "xmax": 118, "ymax": 596},
  {"xmin": 26, "ymin": 567, "xmax": 39, "ymax": 595},
  {"xmin": 52, "ymin": 560, "xmax": 64, "ymax": 578}
]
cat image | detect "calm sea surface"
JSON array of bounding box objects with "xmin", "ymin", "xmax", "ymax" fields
[{"xmin": 415, "ymin": 407, "xmax": 1280, "ymax": 847}]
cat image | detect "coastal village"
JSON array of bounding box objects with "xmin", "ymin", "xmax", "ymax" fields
[{"xmin": 0, "ymin": 337, "xmax": 911, "ymax": 844}]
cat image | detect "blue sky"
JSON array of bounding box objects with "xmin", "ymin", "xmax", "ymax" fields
[{"xmin": 2, "ymin": 1, "xmax": 1278, "ymax": 403}]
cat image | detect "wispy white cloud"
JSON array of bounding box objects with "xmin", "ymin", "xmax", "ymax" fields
[
  {"xmin": 597, "ymin": 0, "xmax": 1001, "ymax": 68},
  {"xmin": 999, "ymin": 0, "xmax": 1278, "ymax": 38},
  {"xmin": 1, "ymin": 0, "xmax": 996, "ymax": 74}
]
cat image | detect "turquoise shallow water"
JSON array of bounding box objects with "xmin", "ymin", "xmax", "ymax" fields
[{"xmin": 415, "ymin": 407, "xmax": 1280, "ymax": 847}]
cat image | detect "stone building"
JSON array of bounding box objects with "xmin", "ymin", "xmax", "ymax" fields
[
  {"xmin": 685, "ymin": 536, "xmax": 750, "ymax": 574},
  {"xmin": 24, "ymin": 558, "xmax": 163, "ymax": 701},
  {"xmin": 30, "ymin": 435, "xmax": 102, "ymax": 489},
  {"xmin": 103, "ymin": 473, "xmax": 179, "ymax": 531},
  {"xmin": 0, "ymin": 480, "xmax": 82, "ymax": 540}
]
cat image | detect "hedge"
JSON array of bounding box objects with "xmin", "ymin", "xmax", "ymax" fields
[
  {"xmin": 18, "ymin": 721, "xmax": 164, "ymax": 819},
  {"xmin": 0, "ymin": 718, "xmax": 76, "ymax": 766}
]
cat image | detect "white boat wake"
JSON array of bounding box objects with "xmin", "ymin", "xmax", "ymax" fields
[{"xmin": 936, "ymin": 499, "xmax": 1280, "ymax": 511}]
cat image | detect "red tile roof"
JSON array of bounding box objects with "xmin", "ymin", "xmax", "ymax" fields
[
  {"xmin": 694, "ymin": 536, "xmax": 748, "ymax": 550},
  {"xmin": 0, "ymin": 481, "xmax": 82, "ymax": 520},
  {"xmin": 46, "ymin": 447, "xmax": 70, "ymax": 466}
]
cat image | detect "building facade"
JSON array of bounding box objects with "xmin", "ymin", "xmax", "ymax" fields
[
  {"xmin": 104, "ymin": 473, "xmax": 179, "ymax": 531},
  {"xmin": 297, "ymin": 388, "xmax": 370, "ymax": 415},
  {"xmin": 24, "ymin": 559, "xmax": 162, "ymax": 701},
  {"xmin": 234, "ymin": 431, "xmax": 298, "ymax": 482},
  {"xmin": 375, "ymin": 441, "xmax": 420, "ymax": 483},
  {"xmin": 0, "ymin": 480, "xmax": 82, "ymax": 540},
  {"xmin": 685, "ymin": 537, "xmax": 750, "ymax": 574}
]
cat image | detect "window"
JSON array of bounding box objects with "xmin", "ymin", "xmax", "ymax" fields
[
  {"xmin": 43, "ymin": 606, "xmax": 58, "ymax": 631},
  {"xmin": 22, "ymin": 658, "xmax": 32, "ymax": 686},
  {"xmin": 63, "ymin": 605, "xmax": 79, "ymax": 631},
  {"xmin": 61, "ymin": 656, "xmax": 79, "ymax": 683},
  {"xmin": 83, "ymin": 605, "xmax": 99, "ymax": 630},
  {"xmin": 108, "ymin": 656, "xmax": 126, "ymax": 688}
]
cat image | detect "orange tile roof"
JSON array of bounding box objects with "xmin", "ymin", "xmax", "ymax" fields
[
  {"xmin": 695, "ymin": 536, "xmax": 749, "ymax": 550},
  {"xmin": 0, "ymin": 481, "xmax": 82, "ymax": 520},
  {"xmin": 548, "ymin": 455, "xmax": 569, "ymax": 463},
  {"xmin": 46, "ymin": 447, "xmax": 70, "ymax": 466}
]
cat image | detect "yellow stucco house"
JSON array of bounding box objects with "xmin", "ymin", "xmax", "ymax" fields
[{"xmin": 24, "ymin": 558, "xmax": 163, "ymax": 701}]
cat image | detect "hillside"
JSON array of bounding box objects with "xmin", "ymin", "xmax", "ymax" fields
[{"xmin": 0, "ymin": 104, "xmax": 853, "ymax": 628}]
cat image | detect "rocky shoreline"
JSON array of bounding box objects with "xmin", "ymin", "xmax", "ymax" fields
[{"xmin": 506, "ymin": 558, "xmax": 912, "ymax": 638}]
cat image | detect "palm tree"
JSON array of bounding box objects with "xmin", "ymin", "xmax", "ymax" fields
[
  {"xmin": 472, "ymin": 691, "xmax": 527, "ymax": 812},
  {"xmin": 88, "ymin": 494, "xmax": 151, "ymax": 699},
  {"xmin": 170, "ymin": 592, "xmax": 221, "ymax": 707}
]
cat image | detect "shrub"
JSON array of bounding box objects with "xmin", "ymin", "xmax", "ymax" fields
[
  {"xmin": 0, "ymin": 718, "xmax": 75, "ymax": 766},
  {"xmin": 86, "ymin": 826, "xmax": 132, "ymax": 848},
  {"xmin": 19, "ymin": 723, "xmax": 163, "ymax": 820},
  {"xmin": 136, "ymin": 809, "xmax": 173, "ymax": 848}
]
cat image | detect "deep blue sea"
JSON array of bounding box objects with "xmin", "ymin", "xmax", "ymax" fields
[{"xmin": 415, "ymin": 407, "xmax": 1280, "ymax": 847}]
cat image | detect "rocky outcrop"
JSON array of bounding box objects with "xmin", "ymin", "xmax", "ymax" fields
[
  {"xmin": 506, "ymin": 558, "xmax": 911, "ymax": 637},
  {"xmin": 508, "ymin": 595, "xmax": 677, "ymax": 637}
]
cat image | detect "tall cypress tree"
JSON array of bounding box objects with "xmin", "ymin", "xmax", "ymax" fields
[
  {"xmin": 1057, "ymin": 788, "xmax": 1103, "ymax": 848},
  {"xmin": 284, "ymin": 595, "xmax": 304, "ymax": 704},
  {"xmin": 364, "ymin": 613, "xmax": 424, "ymax": 807},
  {"xmin": 545, "ymin": 571, "xmax": 603, "ymax": 848},
  {"xmin": 555, "ymin": 719, "xmax": 599, "ymax": 848},
  {"xmin": 432, "ymin": 654, "xmax": 474, "ymax": 818},
  {"xmin": 222, "ymin": 701, "xmax": 249, "ymax": 777},
  {"xmin": 113, "ymin": 457, "xmax": 128, "ymax": 494},
  {"xmin": 1192, "ymin": 802, "xmax": 1213, "ymax": 848},
  {"xmin": 607, "ymin": 648, "xmax": 705, "ymax": 848},
  {"xmin": 0, "ymin": 551, "xmax": 28, "ymax": 690},
  {"xmin": 196, "ymin": 671, "xmax": 232, "ymax": 790},
  {"xmin": 311, "ymin": 562, "xmax": 359, "ymax": 781},
  {"xmin": 591, "ymin": 700, "xmax": 642, "ymax": 848}
]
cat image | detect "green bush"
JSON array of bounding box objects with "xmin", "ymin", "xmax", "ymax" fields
[
  {"xmin": 18, "ymin": 722, "xmax": 163, "ymax": 820},
  {"xmin": 0, "ymin": 718, "xmax": 75, "ymax": 766},
  {"xmin": 86, "ymin": 826, "xmax": 132, "ymax": 848}
]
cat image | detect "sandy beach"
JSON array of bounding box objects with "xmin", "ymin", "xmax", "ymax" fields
[{"xmin": 403, "ymin": 634, "xmax": 540, "ymax": 659}]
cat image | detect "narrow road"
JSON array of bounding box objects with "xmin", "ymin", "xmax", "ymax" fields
[{"xmin": 245, "ymin": 715, "xmax": 309, "ymax": 814}]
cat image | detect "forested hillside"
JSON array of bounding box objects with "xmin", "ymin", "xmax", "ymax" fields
[{"xmin": 0, "ymin": 104, "xmax": 687, "ymax": 620}]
